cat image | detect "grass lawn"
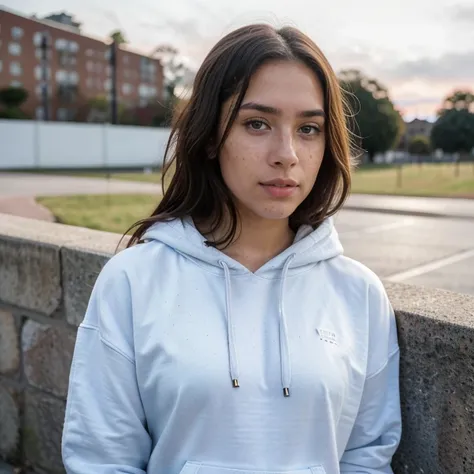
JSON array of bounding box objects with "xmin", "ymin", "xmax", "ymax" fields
[
  {"xmin": 351, "ymin": 163, "xmax": 474, "ymax": 198},
  {"xmin": 37, "ymin": 162, "xmax": 474, "ymax": 235},
  {"xmin": 37, "ymin": 194, "xmax": 160, "ymax": 235}
]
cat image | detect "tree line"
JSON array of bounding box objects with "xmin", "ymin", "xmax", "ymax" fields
[{"xmin": 339, "ymin": 70, "xmax": 474, "ymax": 162}]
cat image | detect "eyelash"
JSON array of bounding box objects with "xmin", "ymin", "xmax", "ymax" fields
[{"xmin": 244, "ymin": 119, "xmax": 321, "ymax": 135}]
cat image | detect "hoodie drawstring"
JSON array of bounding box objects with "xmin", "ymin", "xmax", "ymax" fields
[
  {"xmin": 219, "ymin": 254, "xmax": 296, "ymax": 397},
  {"xmin": 220, "ymin": 261, "xmax": 240, "ymax": 389},
  {"xmin": 279, "ymin": 254, "xmax": 296, "ymax": 397}
]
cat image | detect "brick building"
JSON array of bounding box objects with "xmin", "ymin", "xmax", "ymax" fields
[{"xmin": 0, "ymin": 6, "xmax": 164, "ymax": 122}]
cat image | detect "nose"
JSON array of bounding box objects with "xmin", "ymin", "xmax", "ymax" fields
[{"xmin": 270, "ymin": 130, "xmax": 299, "ymax": 168}]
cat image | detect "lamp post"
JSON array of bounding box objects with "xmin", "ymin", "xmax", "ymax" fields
[
  {"xmin": 109, "ymin": 39, "xmax": 118, "ymax": 124},
  {"xmin": 40, "ymin": 30, "xmax": 50, "ymax": 121}
]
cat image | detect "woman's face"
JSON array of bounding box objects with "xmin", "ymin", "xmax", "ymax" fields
[{"xmin": 218, "ymin": 60, "xmax": 326, "ymax": 224}]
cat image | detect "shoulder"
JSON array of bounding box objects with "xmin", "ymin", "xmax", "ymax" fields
[
  {"xmin": 96, "ymin": 239, "xmax": 169, "ymax": 283},
  {"xmin": 327, "ymin": 254, "xmax": 387, "ymax": 296}
]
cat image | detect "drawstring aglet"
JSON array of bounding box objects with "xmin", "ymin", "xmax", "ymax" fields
[
  {"xmin": 232, "ymin": 379, "xmax": 240, "ymax": 388},
  {"xmin": 283, "ymin": 387, "xmax": 290, "ymax": 397}
]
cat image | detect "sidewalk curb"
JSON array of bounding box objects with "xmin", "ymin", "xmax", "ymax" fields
[{"xmin": 343, "ymin": 205, "xmax": 474, "ymax": 221}]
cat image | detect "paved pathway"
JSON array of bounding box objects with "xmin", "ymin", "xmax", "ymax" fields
[
  {"xmin": 346, "ymin": 194, "xmax": 474, "ymax": 220},
  {"xmin": 0, "ymin": 172, "xmax": 161, "ymax": 197}
]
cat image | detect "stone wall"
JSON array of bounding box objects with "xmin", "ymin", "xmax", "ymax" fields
[{"xmin": 1, "ymin": 213, "xmax": 474, "ymax": 474}]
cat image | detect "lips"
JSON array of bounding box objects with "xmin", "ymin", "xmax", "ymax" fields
[
  {"xmin": 259, "ymin": 179, "xmax": 299, "ymax": 198},
  {"xmin": 260, "ymin": 178, "xmax": 298, "ymax": 188}
]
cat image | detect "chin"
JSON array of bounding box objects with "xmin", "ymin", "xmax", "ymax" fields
[{"xmin": 250, "ymin": 204, "xmax": 298, "ymax": 221}]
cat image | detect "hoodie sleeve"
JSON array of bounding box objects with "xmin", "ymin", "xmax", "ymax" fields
[
  {"xmin": 62, "ymin": 253, "xmax": 152, "ymax": 473},
  {"xmin": 339, "ymin": 283, "xmax": 402, "ymax": 474}
]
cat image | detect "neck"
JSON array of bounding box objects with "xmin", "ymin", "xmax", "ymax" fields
[{"xmin": 199, "ymin": 212, "xmax": 295, "ymax": 272}]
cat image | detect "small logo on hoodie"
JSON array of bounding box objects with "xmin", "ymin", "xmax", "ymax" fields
[{"xmin": 316, "ymin": 328, "xmax": 337, "ymax": 346}]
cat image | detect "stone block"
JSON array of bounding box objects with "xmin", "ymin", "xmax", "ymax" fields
[
  {"xmin": 0, "ymin": 386, "xmax": 20, "ymax": 462},
  {"xmin": 0, "ymin": 310, "xmax": 19, "ymax": 375},
  {"xmin": 0, "ymin": 213, "xmax": 123, "ymax": 320},
  {"xmin": 387, "ymin": 283, "xmax": 474, "ymax": 474},
  {"xmin": 62, "ymin": 247, "xmax": 110, "ymax": 326},
  {"xmin": 24, "ymin": 390, "xmax": 65, "ymax": 474},
  {"xmin": 0, "ymin": 237, "xmax": 61, "ymax": 316},
  {"xmin": 22, "ymin": 320, "xmax": 76, "ymax": 399}
]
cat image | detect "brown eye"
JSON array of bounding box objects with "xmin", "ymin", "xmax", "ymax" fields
[{"xmin": 246, "ymin": 120, "xmax": 269, "ymax": 131}]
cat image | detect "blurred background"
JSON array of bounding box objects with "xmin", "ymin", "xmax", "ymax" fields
[{"xmin": 0, "ymin": 0, "xmax": 473, "ymax": 296}]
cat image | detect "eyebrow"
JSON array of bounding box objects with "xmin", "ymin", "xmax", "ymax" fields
[{"xmin": 239, "ymin": 102, "xmax": 326, "ymax": 119}]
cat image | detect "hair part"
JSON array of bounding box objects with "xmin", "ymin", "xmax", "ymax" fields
[{"xmin": 123, "ymin": 23, "xmax": 354, "ymax": 249}]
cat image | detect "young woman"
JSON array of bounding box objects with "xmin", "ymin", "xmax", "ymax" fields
[{"xmin": 62, "ymin": 23, "xmax": 401, "ymax": 474}]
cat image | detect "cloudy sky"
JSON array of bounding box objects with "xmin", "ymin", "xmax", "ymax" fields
[{"xmin": 8, "ymin": 0, "xmax": 474, "ymax": 120}]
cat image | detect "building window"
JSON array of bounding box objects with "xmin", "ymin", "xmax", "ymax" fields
[
  {"xmin": 10, "ymin": 81, "xmax": 23, "ymax": 88},
  {"xmin": 11, "ymin": 27, "xmax": 24, "ymax": 39},
  {"xmin": 86, "ymin": 61, "xmax": 93, "ymax": 72},
  {"xmin": 123, "ymin": 55, "xmax": 129, "ymax": 64},
  {"xmin": 55, "ymin": 39, "xmax": 68, "ymax": 51},
  {"xmin": 96, "ymin": 63, "xmax": 102, "ymax": 73},
  {"xmin": 33, "ymin": 32, "xmax": 42, "ymax": 46},
  {"xmin": 10, "ymin": 62, "xmax": 22, "ymax": 76},
  {"xmin": 35, "ymin": 65, "xmax": 51, "ymax": 80},
  {"xmin": 69, "ymin": 41, "xmax": 79, "ymax": 53},
  {"xmin": 58, "ymin": 85, "xmax": 77, "ymax": 104},
  {"xmin": 56, "ymin": 70, "xmax": 68, "ymax": 83},
  {"xmin": 69, "ymin": 71, "xmax": 79, "ymax": 84},
  {"xmin": 122, "ymin": 83, "xmax": 133, "ymax": 95},
  {"xmin": 104, "ymin": 79, "xmax": 111, "ymax": 91},
  {"xmin": 61, "ymin": 53, "xmax": 72, "ymax": 67},
  {"xmin": 86, "ymin": 77, "xmax": 94, "ymax": 88},
  {"xmin": 8, "ymin": 43, "xmax": 22, "ymax": 56},
  {"xmin": 35, "ymin": 47, "xmax": 52, "ymax": 61}
]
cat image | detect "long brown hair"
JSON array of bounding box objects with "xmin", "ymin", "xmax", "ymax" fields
[{"xmin": 125, "ymin": 24, "xmax": 353, "ymax": 249}]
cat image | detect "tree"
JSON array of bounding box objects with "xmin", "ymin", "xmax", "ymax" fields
[
  {"xmin": 408, "ymin": 135, "xmax": 431, "ymax": 155},
  {"xmin": 339, "ymin": 69, "xmax": 404, "ymax": 162},
  {"xmin": 0, "ymin": 86, "xmax": 28, "ymax": 108},
  {"xmin": 109, "ymin": 30, "xmax": 127, "ymax": 45},
  {"xmin": 431, "ymin": 108, "xmax": 474, "ymax": 155},
  {"xmin": 442, "ymin": 90, "xmax": 474, "ymax": 112},
  {"xmin": 86, "ymin": 95, "xmax": 125, "ymax": 123},
  {"xmin": 151, "ymin": 44, "xmax": 194, "ymax": 108},
  {"xmin": 0, "ymin": 86, "xmax": 29, "ymax": 119}
]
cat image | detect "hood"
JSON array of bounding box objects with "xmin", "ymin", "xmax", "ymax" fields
[
  {"xmin": 142, "ymin": 216, "xmax": 343, "ymax": 277},
  {"xmin": 142, "ymin": 216, "xmax": 343, "ymax": 397}
]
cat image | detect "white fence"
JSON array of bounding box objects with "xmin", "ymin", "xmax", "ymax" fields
[{"xmin": 0, "ymin": 120, "xmax": 171, "ymax": 170}]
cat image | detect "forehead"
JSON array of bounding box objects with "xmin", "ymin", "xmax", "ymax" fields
[{"xmin": 242, "ymin": 60, "xmax": 325, "ymax": 110}]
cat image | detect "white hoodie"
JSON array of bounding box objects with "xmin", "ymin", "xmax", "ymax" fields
[{"xmin": 62, "ymin": 216, "xmax": 401, "ymax": 474}]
